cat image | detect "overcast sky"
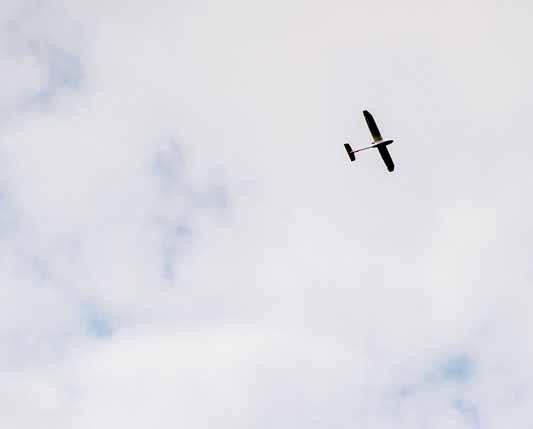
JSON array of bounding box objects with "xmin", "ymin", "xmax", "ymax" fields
[{"xmin": 1, "ymin": 0, "xmax": 533, "ymax": 427}]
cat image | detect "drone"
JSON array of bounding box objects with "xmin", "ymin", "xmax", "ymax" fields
[{"xmin": 344, "ymin": 110, "xmax": 395, "ymax": 172}]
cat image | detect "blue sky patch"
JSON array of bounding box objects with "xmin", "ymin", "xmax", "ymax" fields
[{"xmin": 440, "ymin": 355, "xmax": 474, "ymax": 384}]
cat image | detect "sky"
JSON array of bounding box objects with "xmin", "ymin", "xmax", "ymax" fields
[{"xmin": 1, "ymin": 0, "xmax": 533, "ymax": 427}]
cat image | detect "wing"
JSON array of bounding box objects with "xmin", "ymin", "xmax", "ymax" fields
[
  {"xmin": 378, "ymin": 146, "xmax": 395, "ymax": 172},
  {"xmin": 363, "ymin": 110, "xmax": 382, "ymax": 142}
]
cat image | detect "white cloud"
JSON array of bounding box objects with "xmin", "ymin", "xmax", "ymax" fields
[{"xmin": 1, "ymin": 0, "xmax": 533, "ymax": 427}]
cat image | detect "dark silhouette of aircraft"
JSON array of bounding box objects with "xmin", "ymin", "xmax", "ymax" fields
[{"xmin": 344, "ymin": 110, "xmax": 395, "ymax": 172}]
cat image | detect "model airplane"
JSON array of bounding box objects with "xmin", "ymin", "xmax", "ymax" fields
[{"xmin": 344, "ymin": 110, "xmax": 395, "ymax": 172}]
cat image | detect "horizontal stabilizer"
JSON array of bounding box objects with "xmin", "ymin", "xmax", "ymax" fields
[{"xmin": 344, "ymin": 143, "xmax": 355, "ymax": 162}]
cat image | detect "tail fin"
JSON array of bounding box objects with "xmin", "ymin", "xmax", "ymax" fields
[{"xmin": 344, "ymin": 143, "xmax": 356, "ymax": 162}]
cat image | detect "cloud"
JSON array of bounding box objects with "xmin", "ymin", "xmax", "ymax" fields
[{"xmin": 1, "ymin": 0, "xmax": 533, "ymax": 427}]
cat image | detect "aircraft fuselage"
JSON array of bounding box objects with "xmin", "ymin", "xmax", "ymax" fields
[
  {"xmin": 354, "ymin": 139, "xmax": 394, "ymax": 153},
  {"xmin": 373, "ymin": 139, "xmax": 394, "ymax": 147}
]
